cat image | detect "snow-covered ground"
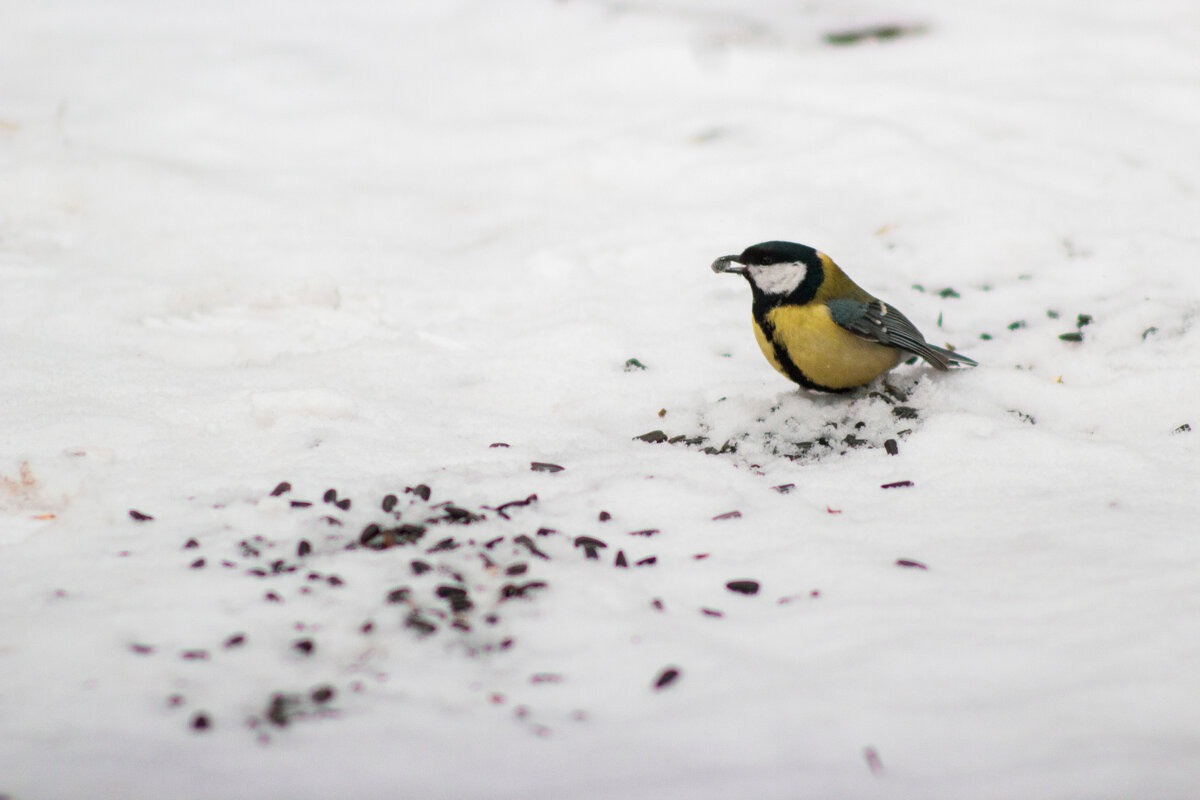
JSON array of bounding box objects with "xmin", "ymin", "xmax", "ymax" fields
[{"xmin": 3, "ymin": 0, "xmax": 1200, "ymax": 797}]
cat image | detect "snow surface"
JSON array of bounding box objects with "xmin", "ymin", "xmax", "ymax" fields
[{"xmin": 3, "ymin": 0, "xmax": 1200, "ymax": 797}]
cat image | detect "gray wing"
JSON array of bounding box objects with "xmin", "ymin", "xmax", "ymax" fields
[{"xmin": 827, "ymin": 298, "xmax": 976, "ymax": 370}]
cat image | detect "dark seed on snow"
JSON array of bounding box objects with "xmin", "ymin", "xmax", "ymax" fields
[
  {"xmin": 189, "ymin": 558, "xmax": 206, "ymax": 569},
  {"xmin": 323, "ymin": 489, "xmax": 337, "ymax": 503},
  {"xmin": 360, "ymin": 620, "xmax": 374, "ymax": 634},
  {"xmin": 335, "ymin": 498, "xmax": 351, "ymax": 511},
  {"xmin": 726, "ymin": 580, "xmax": 760, "ymax": 595},
  {"xmin": 264, "ymin": 591, "xmax": 283, "ymax": 603},
  {"xmin": 311, "ymin": 685, "xmax": 335, "ymax": 704},
  {"xmin": 319, "ymin": 515, "xmax": 343, "ymax": 526},
  {"xmin": 1175, "ymin": 423, "xmax": 1192, "ymax": 434},
  {"xmin": 489, "ymin": 442, "xmax": 510, "ymax": 448},
  {"xmin": 483, "ymin": 536, "xmax": 505, "ymax": 549},
  {"xmin": 190, "ymin": 712, "xmax": 211, "ymax": 731},
  {"xmin": 405, "ymin": 611, "xmax": 437, "ymax": 636},
  {"xmin": 599, "ymin": 511, "xmax": 611, "ymax": 522},
  {"xmin": 411, "ymin": 560, "xmax": 433, "ymax": 575},
  {"xmin": 700, "ymin": 608, "xmax": 723, "ymax": 618},
  {"xmin": 772, "ymin": 484, "xmax": 795, "ymax": 494},
  {"xmin": 712, "ymin": 510, "xmax": 741, "ymax": 521},
  {"xmin": 653, "ymin": 667, "xmax": 681, "ymax": 690},
  {"xmin": 896, "ymin": 559, "xmax": 928, "ymax": 570},
  {"xmin": 884, "ymin": 439, "xmax": 899, "ymax": 456},
  {"xmin": 386, "ymin": 587, "xmax": 411, "ymax": 604},
  {"xmin": 270, "ymin": 482, "xmax": 292, "ymax": 497},
  {"xmin": 224, "ymin": 634, "xmax": 246, "ymax": 648},
  {"xmin": 536, "ymin": 527, "xmax": 557, "ymax": 537},
  {"xmin": 651, "ymin": 598, "xmax": 664, "ymax": 611},
  {"xmin": 505, "ymin": 563, "xmax": 528, "ymax": 576},
  {"xmin": 881, "ymin": 480, "xmax": 914, "ymax": 489},
  {"xmin": 181, "ymin": 649, "xmax": 209, "ymax": 660},
  {"xmin": 514, "ymin": 535, "xmax": 550, "ymax": 560},
  {"xmin": 183, "ymin": 538, "xmax": 199, "ymax": 549},
  {"xmin": 574, "ymin": 536, "xmax": 608, "ymax": 559},
  {"xmin": 530, "ymin": 462, "xmax": 564, "ymax": 473},
  {"xmin": 167, "ymin": 693, "xmax": 185, "ymax": 707},
  {"xmin": 327, "ymin": 575, "xmax": 344, "ymax": 587},
  {"xmin": 129, "ymin": 509, "xmax": 154, "ymax": 522},
  {"xmin": 297, "ymin": 539, "xmax": 312, "ymax": 558},
  {"xmin": 635, "ymin": 556, "xmax": 657, "ymax": 566},
  {"xmin": 615, "ymin": 550, "xmax": 628, "ymax": 568},
  {"xmin": 130, "ymin": 642, "xmax": 155, "ymax": 655},
  {"xmin": 292, "ymin": 639, "xmax": 315, "ymax": 656},
  {"xmin": 891, "ymin": 406, "xmax": 918, "ymax": 420},
  {"xmin": 629, "ymin": 529, "xmax": 659, "ymax": 537},
  {"xmin": 382, "ymin": 494, "xmax": 398, "ymax": 512},
  {"xmin": 426, "ymin": 537, "xmax": 458, "ymax": 553},
  {"xmin": 359, "ymin": 524, "xmax": 382, "ymax": 546},
  {"xmin": 406, "ymin": 484, "xmax": 432, "ymax": 502},
  {"xmin": 634, "ymin": 430, "xmax": 668, "ymax": 443},
  {"xmin": 290, "ymin": 500, "xmax": 312, "ymax": 508},
  {"xmin": 247, "ymin": 568, "xmax": 268, "ymax": 577}
]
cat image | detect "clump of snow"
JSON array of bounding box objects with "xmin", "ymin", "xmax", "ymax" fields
[{"xmin": 3, "ymin": 0, "xmax": 1200, "ymax": 798}]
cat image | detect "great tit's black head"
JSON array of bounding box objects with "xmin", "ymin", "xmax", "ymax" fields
[{"xmin": 711, "ymin": 241, "xmax": 825, "ymax": 306}]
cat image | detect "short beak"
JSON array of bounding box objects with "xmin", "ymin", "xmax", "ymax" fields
[{"xmin": 711, "ymin": 254, "xmax": 746, "ymax": 274}]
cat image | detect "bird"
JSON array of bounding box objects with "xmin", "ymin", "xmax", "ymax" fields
[{"xmin": 712, "ymin": 241, "xmax": 976, "ymax": 392}]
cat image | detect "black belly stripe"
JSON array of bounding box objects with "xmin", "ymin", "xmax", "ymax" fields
[{"xmin": 756, "ymin": 313, "xmax": 853, "ymax": 394}]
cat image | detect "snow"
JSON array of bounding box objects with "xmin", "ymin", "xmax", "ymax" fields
[{"xmin": 3, "ymin": 0, "xmax": 1200, "ymax": 797}]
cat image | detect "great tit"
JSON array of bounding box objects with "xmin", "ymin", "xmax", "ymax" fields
[{"xmin": 712, "ymin": 241, "xmax": 976, "ymax": 392}]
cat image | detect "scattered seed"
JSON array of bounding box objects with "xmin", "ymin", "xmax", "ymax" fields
[
  {"xmin": 360, "ymin": 620, "xmax": 374, "ymax": 634},
  {"xmin": 270, "ymin": 482, "xmax": 292, "ymax": 497},
  {"xmin": 386, "ymin": 587, "xmax": 411, "ymax": 604},
  {"xmin": 167, "ymin": 693, "xmax": 185, "ymax": 707},
  {"xmin": 615, "ymin": 550, "xmax": 628, "ymax": 568},
  {"xmin": 884, "ymin": 439, "xmax": 899, "ymax": 456},
  {"xmin": 629, "ymin": 529, "xmax": 659, "ymax": 537},
  {"xmin": 536, "ymin": 527, "xmax": 557, "ymax": 537},
  {"xmin": 653, "ymin": 667, "xmax": 681, "ymax": 690},
  {"xmin": 129, "ymin": 509, "xmax": 153, "ymax": 522},
  {"xmin": 290, "ymin": 500, "xmax": 312, "ymax": 508},
  {"xmin": 1059, "ymin": 331, "xmax": 1083, "ymax": 342},
  {"xmin": 327, "ymin": 575, "xmax": 344, "ymax": 587},
  {"xmin": 405, "ymin": 611, "xmax": 437, "ymax": 636},
  {"xmin": 1142, "ymin": 326, "xmax": 1158, "ymax": 339},
  {"xmin": 492, "ymin": 494, "xmax": 537, "ymax": 519},
  {"xmin": 264, "ymin": 591, "xmax": 283, "ymax": 603},
  {"xmin": 411, "ymin": 560, "xmax": 433, "ymax": 575},
  {"xmin": 712, "ymin": 510, "xmax": 741, "ymax": 521},
  {"xmin": 426, "ymin": 537, "xmax": 458, "ymax": 553},
  {"xmin": 772, "ymin": 484, "xmax": 795, "ymax": 494},
  {"xmin": 530, "ymin": 462, "xmax": 564, "ymax": 473},
  {"xmin": 489, "ymin": 442, "xmax": 510, "ymax": 448},
  {"xmin": 483, "ymin": 536, "xmax": 505, "ymax": 549},
  {"xmin": 514, "ymin": 535, "xmax": 550, "ymax": 560},
  {"xmin": 881, "ymin": 480, "xmax": 914, "ymax": 489},
  {"xmin": 530, "ymin": 673, "xmax": 563, "ymax": 684},
  {"xmin": 359, "ymin": 524, "xmax": 382, "ymax": 547},
  {"xmin": 693, "ymin": 553, "xmax": 709, "ymax": 560},
  {"xmin": 224, "ymin": 634, "xmax": 246, "ymax": 649},
  {"xmin": 896, "ymin": 559, "xmax": 928, "ymax": 569},
  {"xmin": 189, "ymin": 558, "xmax": 206, "ymax": 569},
  {"xmin": 335, "ymin": 498, "xmax": 351, "ymax": 511},
  {"xmin": 700, "ymin": 608, "xmax": 723, "ymax": 618},
  {"xmin": 382, "ymin": 494, "xmax": 398, "ymax": 513},
  {"xmin": 1076, "ymin": 313, "xmax": 1093, "ymax": 328},
  {"xmin": 634, "ymin": 430, "xmax": 668, "ymax": 443},
  {"xmin": 635, "ymin": 556, "xmax": 657, "ymax": 567},
  {"xmin": 181, "ymin": 649, "xmax": 209, "ymax": 660},
  {"xmin": 891, "ymin": 406, "xmax": 918, "ymax": 420},
  {"xmin": 130, "ymin": 642, "xmax": 155, "ymax": 655},
  {"xmin": 624, "ymin": 358, "xmax": 647, "ymax": 371},
  {"xmin": 292, "ymin": 639, "xmax": 315, "ymax": 656},
  {"xmin": 505, "ymin": 563, "xmax": 528, "ymax": 576},
  {"xmin": 574, "ymin": 536, "xmax": 608, "ymax": 559},
  {"xmin": 1174, "ymin": 423, "xmax": 1192, "ymax": 434},
  {"xmin": 297, "ymin": 539, "xmax": 312, "ymax": 558},
  {"xmin": 323, "ymin": 489, "xmax": 337, "ymax": 503},
  {"xmin": 319, "ymin": 516, "xmax": 342, "ymax": 526},
  {"xmin": 651, "ymin": 598, "xmax": 664, "ymax": 611},
  {"xmin": 726, "ymin": 580, "xmax": 760, "ymax": 595},
  {"xmin": 183, "ymin": 538, "xmax": 199, "ymax": 549},
  {"xmin": 311, "ymin": 685, "xmax": 335, "ymax": 704},
  {"xmin": 406, "ymin": 484, "xmax": 432, "ymax": 502},
  {"xmin": 598, "ymin": 511, "xmax": 611, "ymax": 522},
  {"xmin": 190, "ymin": 712, "xmax": 211, "ymax": 731}
]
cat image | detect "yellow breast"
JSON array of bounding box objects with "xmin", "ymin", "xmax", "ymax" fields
[{"xmin": 753, "ymin": 304, "xmax": 901, "ymax": 390}]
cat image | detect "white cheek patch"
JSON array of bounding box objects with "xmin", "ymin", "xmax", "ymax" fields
[{"xmin": 748, "ymin": 261, "xmax": 808, "ymax": 296}]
